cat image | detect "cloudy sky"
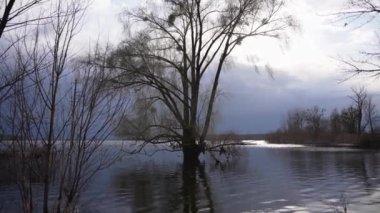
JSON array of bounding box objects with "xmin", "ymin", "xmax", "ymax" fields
[{"xmin": 77, "ymin": 0, "xmax": 380, "ymax": 134}]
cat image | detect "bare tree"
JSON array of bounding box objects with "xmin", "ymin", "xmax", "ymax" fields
[
  {"xmin": 52, "ymin": 52, "xmax": 127, "ymax": 213},
  {"xmin": 0, "ymin": 1, "xmax": 128, "ymax": 212},
  {"xmin": 305, "ymin": 106, "xmax": 326, "ymax": 138},
  {"xmin": 0, "ymin": 0, "xmax": 51, "ymax": 104},
  {"xmin": 0, "ymin": 0, "xmax": 47, "ymax": 39},
  {"xmin": 363, "ymin": 95, "xmax": 378, "ymax": 135},
  {"xmin": 350, "ymin": 86, "xmax": 368, "ymax": 135},
  {"xmin": 335, "ymin": 0, "xmax": 380, "ymax": 77},
  {"xmin": 336, "ymin": 0, "xmax": 380, "ymax": 23},
  {"xmin": 0, "ymin": 0, "xmax": 70, "ymax": 106},
  {"xmin": 340, "ymin": 105, "xmax": 359, "ymax": 134},
  {"xmin": 330, "ymin": 108, "xmax": 342, "ymax": 134},
  {"xmin": 285, "ymin": 108, "xmax": 307, "ymax": 133},
  {"xmin": 283, "ymin": 106, "xmax": 327, "ymax": 139},
  {"xmin": 110, "ymin": 0, "xmax": 294, "ymax": 163}
]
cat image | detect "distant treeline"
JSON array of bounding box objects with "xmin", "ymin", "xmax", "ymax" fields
[{"xmin": 267, "ymin": 87, "xmax": 380, "ymax": 148}]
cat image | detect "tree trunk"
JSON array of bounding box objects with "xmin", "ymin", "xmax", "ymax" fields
[
  {"xmin": 181, "ymin": 155, "xmax": 198, "ymax": 212},
  {"xmin": 182, "ymin": 128, "xmax": 202, "ymax": 164},
  {"xmin": 181, "ymin": 139, "xmax": 203, "ymax": 209},
  {"xmin": 182, "ymin": 143, "xmax": 201, "ymax": 165},
  {"xmin": 358, "ymin": 110, "xmax": 362, "ymax": 135},
  {"xmin": 43, "ymin": 145, "xmax": 52, "ymax": 213},
  {"xmin": 369, "ymin": 118, "xmax": 374, "ymax": 135}
]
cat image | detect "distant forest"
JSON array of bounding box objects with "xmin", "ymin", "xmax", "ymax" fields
[{"xmin": 267, "ymin": 87, "xmax": 380, "ymax": 147}]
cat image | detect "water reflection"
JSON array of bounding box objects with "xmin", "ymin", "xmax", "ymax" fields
[
  {"xmin": 113, "ymin": 159, "xmax": 216, "ymax": 213},
  {"xmin": 285, "ymin": 150, "xmax": 380, "ymax": 192},
  {"xmin": 2, "ymin": 146, "xmax": 380, "ymax": 212},
  {"xmin": 108, "ymin": 148, "xmax": 380, "ymax": 213}
]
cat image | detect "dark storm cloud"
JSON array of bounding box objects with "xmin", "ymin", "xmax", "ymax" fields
[{"xmin": 215, "ymin": 63, "xmax": 352, "ymax": 134}]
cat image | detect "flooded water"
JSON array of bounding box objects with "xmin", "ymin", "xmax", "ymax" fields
[{"xmin": 1, "ymin": 142, "xmax": 380, "ymax": 212}]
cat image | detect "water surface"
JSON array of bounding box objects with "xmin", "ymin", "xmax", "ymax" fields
[{"xmin": 1, "ymin": 143, "xmax": 380, "ymax": 212}]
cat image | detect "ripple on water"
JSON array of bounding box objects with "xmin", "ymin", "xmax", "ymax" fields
[{"xmin": 1, "ymin": 145, "xmax": 380, "ymax": 212}]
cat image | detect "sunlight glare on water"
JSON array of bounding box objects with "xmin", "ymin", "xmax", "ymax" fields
[{"xmin": 243, "ymin": 140, "xmax": 305, "ymax": 148}]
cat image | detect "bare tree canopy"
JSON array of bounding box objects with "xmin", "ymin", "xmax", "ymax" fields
[
  {"xmin": 349, "ymin": 86, "xmax": 368, "ymax": 135},
  {"xmin": 0, "ymin": 0, "xmax": 47, "ymax": 39},
  {"xmin": 110, "ymin": 0, "xmax": 295, "ymax": 162},
  {"xmin": 0, "ymin": 0, "xmax": 54, "ymax": 102},
  {"xmin": 336, "ymin": 0, "xmax": 380, "ymax": 77},
  {"xmin": 0, "ymin": 1, "xmax": 128, "ymax": 212},
  {"xmin": 337, "ymin": 0, "xmax": 380, "ymax": 24}
]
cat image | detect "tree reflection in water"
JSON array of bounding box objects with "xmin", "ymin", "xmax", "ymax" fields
[
  {"xmin": 113, "ymin": 159, "xmax": 217, "ymax": 213},
  {"xmin": 3, "ymin": 147, "xmax": 380, "ymax": 212},
  {"xmin": 182, "ymin": 161, "xmax": 215, "ymax": 213}
]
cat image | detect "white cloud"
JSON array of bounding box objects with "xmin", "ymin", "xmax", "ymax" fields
[{"xmin": 71, "ymin": 0, "xmax": 139, "ymax": 52}]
